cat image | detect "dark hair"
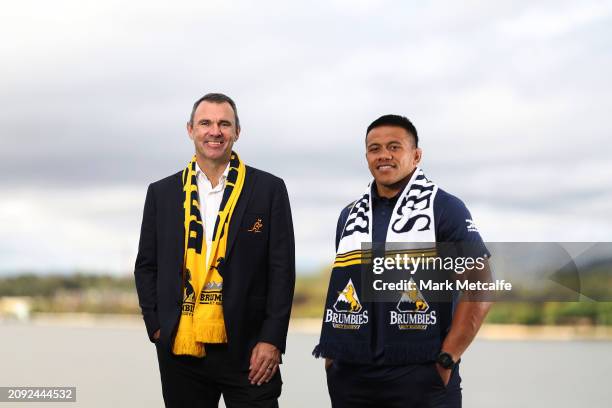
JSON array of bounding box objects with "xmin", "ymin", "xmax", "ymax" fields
[
  {"xmin": 189, "ymin": 93, "xmax": 240, "ymax": 130},
  {"xmin": 366, "ymin": 114, "xmax": 418, "ymax": 147}
]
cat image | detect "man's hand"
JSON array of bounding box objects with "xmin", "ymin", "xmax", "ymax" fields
[
  {"xmin": 153, "ymin": 329, "xmax": 160, "ymax": 342},
  {"xmin": 248, "ymin": 342, "xmax": 281, "ymax": 385},
  {"xmin": 435, "ymin": 363, "xmax": 452, "ymax": 386},
  {"xmin": 324, "ymin": 358, "xmax": 333, "ymax": 370}
]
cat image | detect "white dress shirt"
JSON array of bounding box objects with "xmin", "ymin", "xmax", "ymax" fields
[{"xmin": 195, "ymin": 162, "xmax": 230, "ymax": 267}]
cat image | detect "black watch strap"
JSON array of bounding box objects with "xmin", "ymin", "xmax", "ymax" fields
[{"xmin": 436, "ymin": 352, "xmax": 457, "ymax": 369}]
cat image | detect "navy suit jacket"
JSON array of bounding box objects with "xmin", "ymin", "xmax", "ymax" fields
[{"xmin": 134, "ymin": 165, "xmax": 295, "ymax": 367}]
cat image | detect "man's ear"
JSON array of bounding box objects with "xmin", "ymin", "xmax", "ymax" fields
[
  {"xmin": 234, "ymin": 127, "xmax": 240, "ymax": 142},
  {"xmin": 415, "ymin": 148, "xmax": 423, "ymax": 165},
  {"xmin": 186, "ymin": 122, "xmax": 194, "ymax": 141}
]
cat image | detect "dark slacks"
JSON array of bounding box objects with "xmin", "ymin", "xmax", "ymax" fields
[
  {"xmin": 326, "ymin": 361, "xmax": 462, "ymax": 408},
  {"xmin": 155, "ymin": 343, "xmax": 282, "ymax": 408}
]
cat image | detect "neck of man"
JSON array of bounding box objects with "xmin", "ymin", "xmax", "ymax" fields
[
  {"xmin": 196, "ymin": 155, "xmax": 230, "ymax": 188},
  {"xmin": 376, "ymin": 168, "xmax": 416, "ymax": 198}
]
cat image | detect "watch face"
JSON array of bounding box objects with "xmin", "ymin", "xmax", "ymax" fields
[{"xmin": 438, "ymin": 353, "xmax": 453, "ymax": 368}]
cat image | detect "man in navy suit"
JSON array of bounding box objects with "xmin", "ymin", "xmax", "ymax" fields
[{"xmin": 135, "ymin": 93, "xmax": 295, "ymax": 407}]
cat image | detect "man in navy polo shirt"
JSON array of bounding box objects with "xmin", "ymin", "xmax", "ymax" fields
[{"xmin": 318, "ymin": 115, "xmax": 493, "ymax": 408}]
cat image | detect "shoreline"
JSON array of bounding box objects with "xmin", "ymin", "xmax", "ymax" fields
[{"xmin": 2, "ymin": 313, "xmax": 611, "ymax": 341}]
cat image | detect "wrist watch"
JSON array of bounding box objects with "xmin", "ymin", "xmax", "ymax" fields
[{"xmin": 436, "ymin": 352, "xmax": 457, "ymax": 369}]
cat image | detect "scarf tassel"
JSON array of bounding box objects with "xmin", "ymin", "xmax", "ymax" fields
[
  {"xmin": 172, "ymin": 331, "xmax": 205, "ymax": 357},
  {"xmin": 194, "ymin": 321, "xmax": 228, "ymax": 344},
  {"xmin": 312, "ymin": 341, "xmax": 372, "ymax": 364}
]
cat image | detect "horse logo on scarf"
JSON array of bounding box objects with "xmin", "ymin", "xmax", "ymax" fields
[
  {"xmin": 333, "ymin": 279, "xmax": 363, "ymax": 313},
  {"xmin": 183, "ymin": 269, "xmax": 195, "ymax": 302},
  {"xmin": 389, "ymin": 278, "xmax": 437, "ymax": 331},
  {"xmin": 396, "ymin": 278, "xmax": 429, "ymax": 313}
]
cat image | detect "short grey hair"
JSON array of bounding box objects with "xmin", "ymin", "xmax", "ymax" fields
[{"xmin": 189, "ymin": 93, "xmax": 240, "ymax": 130}]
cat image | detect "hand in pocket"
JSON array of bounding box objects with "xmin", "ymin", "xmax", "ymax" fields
[{"xmin": 435, "ymin": 363, "xmax": 451, "ymax": 387}]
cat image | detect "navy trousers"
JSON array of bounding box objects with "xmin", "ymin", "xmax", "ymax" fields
[{"xmin": 326, "ymin": 361, "xmax": 461, "ymax": 408}]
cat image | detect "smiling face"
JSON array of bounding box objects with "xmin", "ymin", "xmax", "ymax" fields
[
  {"xmin": 366, "ymin": 125, "xmax": 422, "ymax": 197},
  {"xmin": 187, "ymin": 101, "xmax": 240, "ymax": 165}
]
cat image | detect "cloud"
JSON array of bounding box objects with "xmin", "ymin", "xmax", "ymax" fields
[
  {"xmin": 1, "ymin": 0, "xmax": 611, "ymax": 273},
  {"xmin": 0, "ymin": 186, "xmax": 143, "ymax": 273},
  {"xmin": 500, "ymin": 1, "xmax": 612, "ymax": 39}
]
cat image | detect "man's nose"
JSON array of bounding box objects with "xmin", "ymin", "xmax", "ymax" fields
[
  {"xmin": 378, "ymin": 150, "xmax": 393, "ymax": 160},
  {"xmin": 209, "ymin": 123, "xmax": 222, "ymax": 135}
]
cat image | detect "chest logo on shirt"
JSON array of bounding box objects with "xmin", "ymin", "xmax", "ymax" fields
[
  {"xmin": 248, "ymin": 218, "xmax": 264, "ymax": 233},
  {"xmin": 325, "ymin": 279, "xmax": 369, "ymax": 330},
  {"xmin": 390, "ymin": 278, "xmax": 437, "ymax": 330}
]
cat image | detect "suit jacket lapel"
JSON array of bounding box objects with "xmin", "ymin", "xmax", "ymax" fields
[{"xmin": 225, "ymin": 166, "xmax": 257, "ymax": 261}]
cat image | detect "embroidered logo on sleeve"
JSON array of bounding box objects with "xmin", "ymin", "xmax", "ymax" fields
[{"xmin": 466, "ymin": 219, "xmax": 479, "ymax": 233}]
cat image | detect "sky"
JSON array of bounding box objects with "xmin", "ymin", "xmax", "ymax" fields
[{"xmin": 1, "ymin": 0, "xmax": 611, "ymax": 275}]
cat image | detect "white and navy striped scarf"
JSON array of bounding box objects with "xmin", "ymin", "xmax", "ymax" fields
[{"xmin": 314, "ymin": 168, "xmax": 444, "ymax": 364}]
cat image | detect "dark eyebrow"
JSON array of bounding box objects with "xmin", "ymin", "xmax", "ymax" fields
[{"xmin": 197, "ymin": 119, "xmax": 233, "ymax": 125}]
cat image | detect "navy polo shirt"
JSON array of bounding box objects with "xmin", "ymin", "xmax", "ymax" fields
[{"xmin": 335, "ymin": 182, "xmax": 489, "ymax": 364}]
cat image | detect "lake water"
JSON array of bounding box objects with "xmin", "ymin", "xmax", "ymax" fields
[{"xmin": 0, "ymin": 321, "xmax": 609, "ymax": 407}]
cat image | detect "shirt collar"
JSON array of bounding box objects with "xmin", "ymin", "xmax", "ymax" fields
[
  {"xmin": 195, "ymin": 161, "xmax": 230, "ymax": 188},
  {"xmin": 371, "ymin": 182, "xmax": 401, "ymax": 204}
]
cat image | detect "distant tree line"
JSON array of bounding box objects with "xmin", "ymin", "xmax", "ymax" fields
[
  {"xmin": 0, "ymin": 273, "xmax": 135, "ymax": 296},
  {"xmin": 0, "ymin": 273, "xmax": 610, "ymax": 324}
]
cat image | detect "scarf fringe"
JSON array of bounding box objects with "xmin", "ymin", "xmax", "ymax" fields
[
  {"xmin": 312, "ymin": 342, "xmax": 372, "ymax": 364},
  {"xmin": 194, "ymin": 322, "xmax": 228, "ymax": 344},
  {"xmin": 313, "ymin": 340, "xmax": 440, "ymax": 365},
  {"xmin": 172, "ymin": 331, "xmax": 205, "ymax": 357}
]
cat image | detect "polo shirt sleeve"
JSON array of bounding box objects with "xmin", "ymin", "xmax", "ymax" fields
[{"xmin": 434, "ymin": 189, "xmax": 490, "ymax": 259}]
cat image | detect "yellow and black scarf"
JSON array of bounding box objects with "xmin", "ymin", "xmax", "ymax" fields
[{"xmin": 172, "ymin": 151, "xmax": 245, "ymax": 357}]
